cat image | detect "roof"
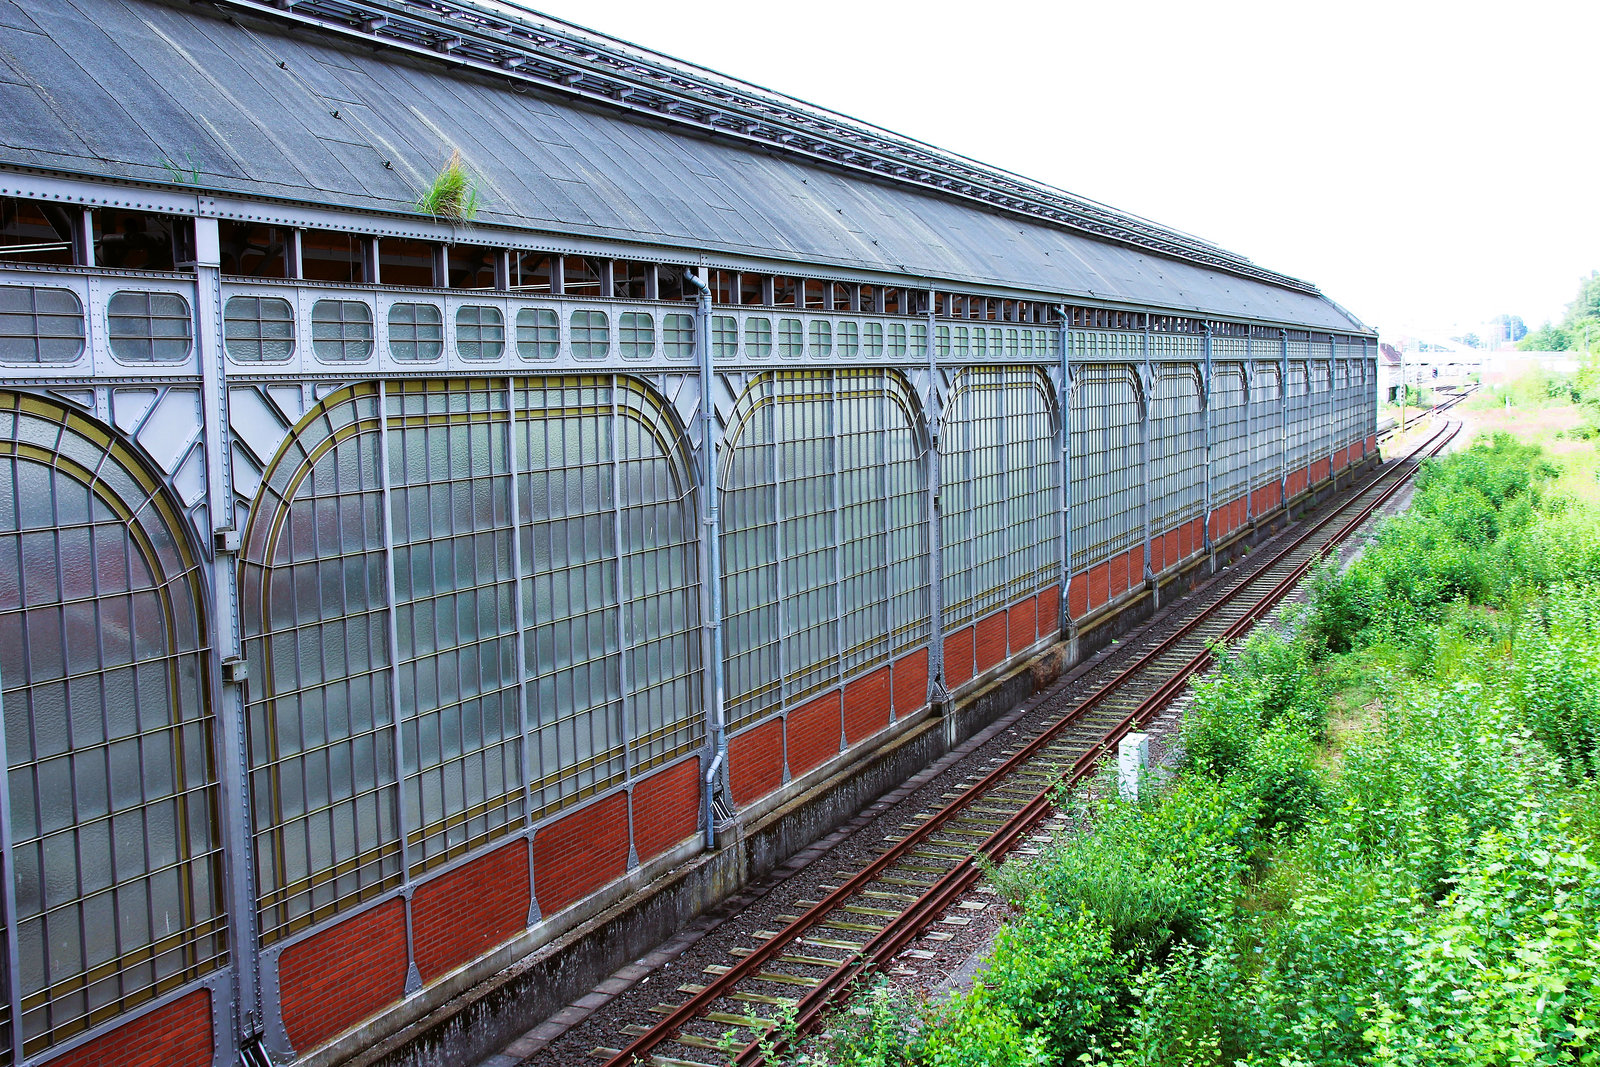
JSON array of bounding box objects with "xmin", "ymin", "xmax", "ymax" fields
[{"xmin": 0, "ymin": 0, "xmax": 1369, "ymax": 333}]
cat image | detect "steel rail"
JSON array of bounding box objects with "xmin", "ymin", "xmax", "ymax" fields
[
  {"xmin": 603, "ymin": 420, "xmax": 1457, "ymax": 1067},
  {"xmin": 732, "ymin": 420, "xmax": 1461, "ymax": 1065}
]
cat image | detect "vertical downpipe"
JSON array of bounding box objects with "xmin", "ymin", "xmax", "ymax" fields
[
  {"xmin": 1202, "ymin": 325, "xmax": 1214, "ymax": 568},
  {"xmin": 686, "ymin": 270, "xmax": 727, "ymax": 849},
  {"xmin": 1140, "ymin": 323, "xmax": 1153, "ymax": 595},
  {"xmin": 924, "ymin": 290, "xmax": 949, "ymax": 723},
  {"xmin": 1244, "ymin": 358, "xmax": 1254, "ymax": 526},
  {"xmin": 193, "ymin": 212, "xmax": 259, "ymax": 1056},
  {"xmin": 375, "ymin": 382, "xmax": 423, "ymax": 996},
  {"xmin": 1279, "ymin": 330, "xmax": 1289, "ymax": 517},
  {"xmin": 1056, "ymin": 307, "xmax": 1072, "ymax": 641}
]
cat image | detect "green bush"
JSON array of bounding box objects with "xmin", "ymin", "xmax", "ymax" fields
[{"xmin": 1513, "ymin": 585, "xmax": 1600, "ymax": 777}]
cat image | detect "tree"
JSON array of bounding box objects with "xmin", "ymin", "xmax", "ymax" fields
[
  {"xmin": 1518, "ymin": 322, "xmax": 1573, "ymax": 352},
  {"xmin": 1492, "ymin": 314, "xmax": 1528, "ymax": 343},
  {"xmin": 1566, "ymin": 271, "xmax": 1600, "ymax": 327}
]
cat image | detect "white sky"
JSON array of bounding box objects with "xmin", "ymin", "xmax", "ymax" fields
[{"xmin": 514, "ymin": 0, "xmax": 1597, "ymax": 335}]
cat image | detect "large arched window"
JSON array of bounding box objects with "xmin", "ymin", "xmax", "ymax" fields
[
  {"xmin": 0, "ymin": 392, "xmax": 221, "ymax": 1058},
  {"xmin": 241, "ymin": 377, "xmax": 700, "ymax": 940},
  {"xmin": 1148, "ymin": 365, "xmax": 1204, "ymax": 538},
  {"xmin": 719, "ymin": 370, "xmax": 929, "ymax": 731},
  {"xmin": 1067, "ymin": 361, "xmax": 1140, "ymax": 573},
  {"xmin": 943, "ymin": 365, "xmax": 1059, "ymax": 626}
]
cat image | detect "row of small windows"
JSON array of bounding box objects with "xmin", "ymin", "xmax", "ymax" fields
[
  {"xmin": 223, "ymin": 298, "xmax": 695, "ymax": 363},
  {"xmin": 0, "ymin": 286, "xmax": 191, "ymax": 363}
]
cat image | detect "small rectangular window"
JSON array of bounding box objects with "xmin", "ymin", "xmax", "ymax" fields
[
  {"xmin": 224, "ymin": 295, "xmax": 294, "ymax": 362},
  {"xmin": 911, "ymin": 323, "xmax": 927, "ymax": 358},
  {"xmin": 0, "ymin": 286, "xmax": 85, "ymax": 362},
  {"xmin": 772, "ymin": 277, "xmax": 796, "ymax": 307},
  {"xmin": 778, "ymin": 317, "xmax": 803, "ymax": 359},
  {"xmin": 745, "ymin": 317, "xmax": 772, "ymax": 358},
  {"xmin": 219, "ymin": 221, "xmax": 290, "ymax": 278},
  {"xmin": 802, "ymin": 279, "xmax": 825, "ymax": 310},
  {"xmin": 388, "ymin": 302, "xmax": 443, "ymax": 361},
  {"xmin": 0, "ymin": 197, "xmax": 76, "ymax": 267},
  {"xmin": 808, "ymin": 319, "xmax": 831, "ymax": 358},
  {"xmin": 881, "ymin": 288, "xmax": 901, "ymax": 316},
  {"xmin": 570, "ymin": 309, "xmax": 609, "ymax": 359},
  {"xmin": 936, "ymin": 325, "xmax": 951, "ymax": 358},
  {"xmin": 657, "ymin": 268, "xmax": 687, "ymax": 302},
  {"xmin": 107, "ymin": 290, "xmax": 192, "ymax": 361},
  {"xmin": 619, "ymin": 310, "xmax": 655, "ymax": 359},
  {"xmin": 512, "ymin": 253, "xmax": 554, "ymax": 292},
  {"xmin": 311, "ymin": 299, "xmax": 374, "ymax": 361},
  {"xmin": 301, "ymin": 229, "xmax": 368, "ymax": 284},
  {"xmin": 378, "ymin": 238, "xmax": 437, "ymax": 287},
  {"xmin": 710, "ymin": 270, "xmax": 736, "ymax": 305},
  {"xmin": 664, "ymin": 313, "xmax": 694, "ymax": 359},
  {"xmin": 448, "ymin": 245, "xmax": 499, "ymax": 290},
  {"xmin": 456, "ymin": 304, "xmax": 504, "ymax": 360},
  {"xmin": 94, "ymin": 209, "xmax": 192, "ymax": 272},
  {"xmin": 858, "ymin": 285, "xmax": 878, "ymax": 314},
  {"xmin": 515, "ymin": 307, "xmax": 559, "ymax": 359},
  {"xmin": 739, "ymin": 273, "xmax": 765, "ymax": 305},
  {"xmin": 887, "ymin": 322, "xmax": 907, "ymax": 359},
  {"xmin": 564, "ymin": 257, "xmax": 603, "ymax": 298},
  {"xmin": 614, "ymin": 261, "xmax": 652, "ymax": 300},
  {"xmin": 830, "ymin": 282, "xmax": 851, "ymax": 310},
  {"xmin": 953, "ymin": 326, "xmax": 968, "ymax": 358},
  {"xmin": 1006, "ymin": 328, "xmax": 1019, "ymax": 356},
  {"xmin": 863, "ymin": 321, "xmax": 883, "ymax": 358},
  {"xmin": 971, "ymin": 327, "xmax": 986, "ymax": 358},
  {"xmin": 712, "ymin": 315, "xmax": 738, "ymax": 359},
  {"xmin": 837, "ymin": 321, "xmax": 859, "ymax": 358}
]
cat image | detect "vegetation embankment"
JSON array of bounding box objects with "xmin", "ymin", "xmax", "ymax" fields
[{"xmin": 795, "ymin": 431, "xmax": 1600, "ymax": 1066}]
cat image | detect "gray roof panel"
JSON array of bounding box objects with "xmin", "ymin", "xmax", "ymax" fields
[{"xmin": 0, "ymin": 0, "xmax": 1366, "ymax": 332}]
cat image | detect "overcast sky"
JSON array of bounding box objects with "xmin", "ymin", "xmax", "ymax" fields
[{"xmin": 510, "ymin": 1, "xmax": 1596, "ymax": 336}]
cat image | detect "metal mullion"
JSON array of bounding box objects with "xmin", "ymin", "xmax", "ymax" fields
[
  {"xmin": 829, "ymin": 373, "xmax": 844, "ymax": 698},
  {"xmin": 609, "ymin": 385, "xmax": 633, "ymax": 791},
  {"xmin": 503, "ymin": 380, "xmax": 535, "ymax": 862},
  {"xmin": 768, "ymin": 386, "xmax": 787, "ymax": 719},
  {"xmin": 1202, "ymin": 329, "xmax": 1213, "ymax": 556},
  {"xmin": 374, "ymin": 382, "xmax": 422, "ymax": 995}
]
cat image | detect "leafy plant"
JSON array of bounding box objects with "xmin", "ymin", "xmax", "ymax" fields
[{"xmin": 416, "ymin": 148, "xmax": 480, "ymax": 221}]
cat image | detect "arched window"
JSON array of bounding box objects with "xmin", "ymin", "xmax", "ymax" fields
[
  {"xmin": 943, "ymin": 366, "xmax": 1060, "ymax": 625},
  {"xmin": 719, "ymin": 371, "xmax": 929, "ymax": 730},
  {"xmin": 240, "ymin": 377, "xmax": 700, "ymax": 939},
  {"xmin": 0, "ymin": 392, "xmax": 221, "ymax": 1058}
]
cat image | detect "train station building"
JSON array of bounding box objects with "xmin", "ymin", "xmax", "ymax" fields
[{"xmin": 0, "ymin": 2, "xmax": 1375, "ymax": 1064}]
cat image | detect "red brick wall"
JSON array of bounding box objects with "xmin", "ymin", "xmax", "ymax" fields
[
  {"xmin": 786, "ymin": 692, "xmax": 842, "ymax": 777},
  {"xmin": 1006, "ymin": 597, "xmax": 1036, "ymax": 653},
  {"xmin": 1366, "ymin": 433, "xmax": 1377, "ymax": 455},
  {"xmin": 944, "ymin": 627, "xmax": 974, "ymax": 689},
  {"xmin": 1086, "ymin": 563, "xmax": 1108, "ymax": 613},
  {"xmin": 729, "ymin": 719, "xmax": 784, "ymax": 807},
  {"xmin": 1069, "ymin": 573, "xmax": 1088, "ymax": 620},
  {"xmin": 631, "ymin": 757, "xmax": 702, "ymax": 863},
  {"xmin": 1037, "ymin": 586, "xmax": 1060, "ymax": 635},
  {"xmin": 50, "ymin": 988, "xmax": 212, "ymax": 1067},
  {"xmin": 1107, "ymin": 551, "xmax": 1128, "ymax": 598},
  {"xmin": 843, "ymin": 667, "xmax": 891, "ymax": 745},
  {"xmin": 532, "ymin": 791, "xmax": 630, "ymax": 916},
  {"xmin": 975, "ymin": 611, "xmax": 1007, "ymax": 674},
  {"xmin": 412, "ymin": 840, "xmax": 530, "ymax": 983},
  {"xmin": 280, "ymin": 899, "xmax": 408, "ymax": 1053},
  {"xmin": 1179, "ymin": 519, "xmax": 1195, "ymax": 559},
  {"xmin": 892, "ymin": 648, "xmax": 928, "ymax": 716}
]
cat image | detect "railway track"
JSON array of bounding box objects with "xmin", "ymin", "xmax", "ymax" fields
[{"xmin": 598, "ymin": 420, "xmax": 1462, "ymax": 1067}]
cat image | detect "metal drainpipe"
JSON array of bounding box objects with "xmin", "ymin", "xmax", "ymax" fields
[
  {"xmin": 685, "ymin": 268, "xmax": 727, "ymax": 849},
  {"xmin": 925, "ymin": 289, "xmax": 948, "ymax": 708},
  {"xmin": 1055, "ymin": 306, "xmax": 1072, "ymax": 636},
  {"xmin": 1202, "ymin": 325, "xmax": 1214, "ymax": 563},
  {"xmin": 1140, "ymin": 322, "xmax": 1152, "ymax": 587},
  {"xmin": 1279, "ymin": 330, "xmax": 1289, "ymax": 513}
]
